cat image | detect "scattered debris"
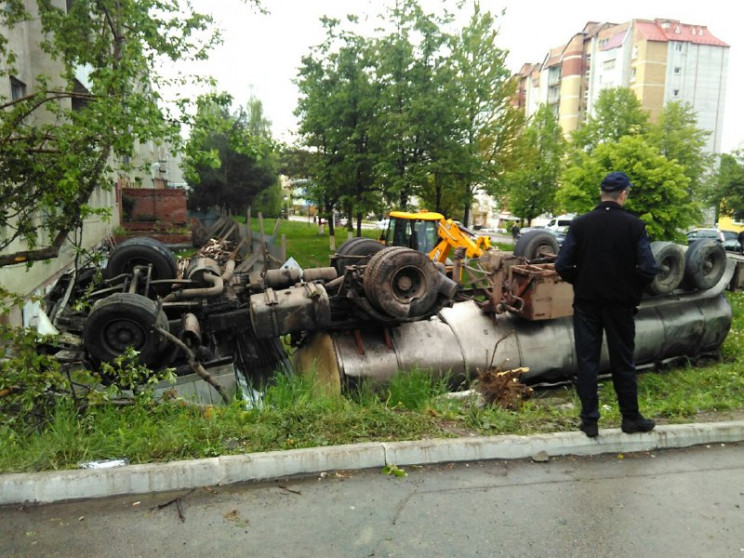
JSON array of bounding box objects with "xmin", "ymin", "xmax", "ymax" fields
[
  {"xmin": 476, "ymin": 367, "xmax": 534, "ymax": 410},
  {"xmin": 382, "ymin": 464, "xmax": 407, "ymax": 477},
  {"xmin": 278, "ymin": 484, "xmax": 301, "ymax": 495},
  {"xmin": 78, "ymin": 458, "xmax": 129, "ymax": 469},
  {"xmin": 152, "ymin": 488, "xmax": 195, "ymax": 523}
]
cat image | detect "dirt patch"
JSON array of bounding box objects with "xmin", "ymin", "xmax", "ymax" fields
[{"xmin": 477, "ymin": 367, "xmax": 534, "ymax": 410}]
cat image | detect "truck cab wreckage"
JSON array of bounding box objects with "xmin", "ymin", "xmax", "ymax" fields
[{"xmin": 43, "ymin": 228, "xmax": 735, "ymax": 395}]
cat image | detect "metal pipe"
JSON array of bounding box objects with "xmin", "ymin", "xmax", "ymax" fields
[
  {"xmin": 162, "ymin": 273, "xmax": 223, "ymax": 301},
  {"xmin": 293, "ymin": 258, "xmax": 736, "ymax": 388}
]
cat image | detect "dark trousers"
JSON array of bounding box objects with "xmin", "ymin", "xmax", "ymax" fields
[{"xmin": 573, "ymin": 302, "xmax": 639, "ymax": 422}]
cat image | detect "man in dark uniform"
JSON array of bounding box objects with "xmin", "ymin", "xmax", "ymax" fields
[{"xmin": 555, "ymin": 172, "xmax": 659, "ymax": 438}]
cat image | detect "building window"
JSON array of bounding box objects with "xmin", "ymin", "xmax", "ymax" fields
[
  {"xmin": 675, "ymin": 43, "xmax": 683, "ymax": 51},
  {"xmin": 734, "ymin": 210, "xmax": 744, "ymax": 224},
  {"xmin": 603, "ymin": 59, "xmax": 615, "ymax": 70},
  {"xmin": 674, "ymin": 67, "xmax": 682, "ymax": 75},
  {"xmin": 630, "ymin": 68, "xmax": 637, "ymax": 83},
  {"xmin": 10, "ymin": 76, "xmax": 26, "ymax": 100},
  {"xmin": 632, "ymin": 45, "xmax": 638, "ymax": 59},
  {"xmin": 673, "ymin": 89, "xmax": 679, "ymax": 97}
]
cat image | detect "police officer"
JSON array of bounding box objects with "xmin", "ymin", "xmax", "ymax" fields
[{"xmin": 555, "ymin": 172, "xmax": 659, "ymax": 438}]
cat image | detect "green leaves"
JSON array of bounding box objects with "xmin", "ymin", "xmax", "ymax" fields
[
  {"xmin": 0, "ymin": 0, "xmax": 217, "ymax": 267},
  {"xmin": 182, "ymin": 94, "xmax": 279, "ymax": 214},
  {"xmin": 294, "ymin": 1, "xmax": 519, "ymax": 226},
  {"xmin": 558, "ymin": 135, "xmax": 697, "ymax": 241}
]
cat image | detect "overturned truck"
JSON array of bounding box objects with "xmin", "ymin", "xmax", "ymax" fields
[{"xmin": 46, "ymin": 231, "xmax": 734, "ymax": 392}]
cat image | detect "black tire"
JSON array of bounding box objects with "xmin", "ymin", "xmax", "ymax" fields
[
  {"xmin": 647, "ymin": 241, "xmax": 685, "ymax": 295},
  {"xmin": 513, "ymin": 230, "xmax": 560, "ymax": 260},
  {"xmin": 363, "ymin": 247, "xmax": 440, "ymax": 319},
  {"xmin": 83, "ymin": 292, "xmax": 170, "ymax": 369},
  {"xmin": 684, "ymin": 239, "xmax": 727, "ymax": 291},
  {"xmin": 105, "ymin": 237, "xmax": 178, "ymax": 281},
  {"xmin": 333, "ymin": 237, "xmax": 384, "ymax": 274}
]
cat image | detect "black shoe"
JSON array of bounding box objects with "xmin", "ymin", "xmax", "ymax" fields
[
  {"xmin": 621, "ymin": 415, "xmax": 656, "ymax": 434},
  {"xmin": 580, "ymin": 421, "xmax": 598, "ymax": 438}
]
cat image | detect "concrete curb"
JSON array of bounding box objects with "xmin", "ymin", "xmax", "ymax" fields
[{"xmin": 2, "ymin": 420, "xmax": 743, "ymax": 506}]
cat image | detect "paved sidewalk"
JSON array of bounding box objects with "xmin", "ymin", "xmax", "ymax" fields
[{"xmin": 3, "ymin": 420, "xmax": 743, "ymax": 506}]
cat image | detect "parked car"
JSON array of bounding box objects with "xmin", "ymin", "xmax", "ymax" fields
[
  {"xmin": 721, "ymin": 230, "xmax": 742, "ymax": 253},
  {"xmin": 686, "ymin": 228, "xmax": 741, "ymax": 253},
  {"xmin": 545, "ymin": 214, "xmax": 575, "ymax": 234}
]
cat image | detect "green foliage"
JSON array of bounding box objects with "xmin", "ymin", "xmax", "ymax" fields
[
  {"xmin": 252, "ymin": 181, "xmax": 284, "ymax": 217},
  {"xmin": 384, "ymin": 369, "xmax": 451, "ymax": 411},
  {"xmin": 557, "ymin": 135, "xmax": 698, "ymax": 241},
  {"xmin": 646, "ymin": 101, "xmax": 714, "ymax": 196},
  {"xmin": 0, "ymin": 312, "xmax": 67, "ymax": 429},
  {"xmin": 0, "ymin": 0, "xmax": 218, "ymax": 267},
  {"xmin": 0, "ymin": 287, "xmax": 175, "ymax": 431},
  {"xmin": 571, "ymin": 87, "xmax": 649, "ymax": 152},
  {"xmin": 709, "ymin": 150, "xmax": 744, "ymax": 217},
  {"xmin": 184, "ymin": 93, "xmax": 278, "ymax": 214},
  {"xmin": 505, "ymin": 104, "xmax": 566, "ymax": 222},
  {"xmin": 294, "ymin": 1, "xmax": 519, "ymax": 227}
]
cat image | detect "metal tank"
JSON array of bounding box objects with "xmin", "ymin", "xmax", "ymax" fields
[{"xmin": 293, "ymin": 258, "xmax": 736, "ymax": 390}]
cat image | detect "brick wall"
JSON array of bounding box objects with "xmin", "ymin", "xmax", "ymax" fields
[{"xmin": 124, "ymin": 187, "xmax": 187, "ymax": 224}]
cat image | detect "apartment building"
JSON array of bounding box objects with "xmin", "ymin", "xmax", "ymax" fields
[{"xmin": 515, "ymin": 19, "xmax": 729, "ymax": 154}]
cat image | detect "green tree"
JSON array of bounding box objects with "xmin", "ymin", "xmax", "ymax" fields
[
  {"xmin": 183, "ymin": 93, "xmax": 277, "ymax": 215},
  {"xmin": 557, "ymin": 135, "xmax": 697, "ymax": 241},
  {"xmin": 0, "ymin": 0, "xmax": 218, "ymax": 267},
  {"xmin": 571, "ymin": 87, "xmax": 649, "ymax": 153},
  {"xmin": 448, "ymin": 3, "xmax": 523, "ymax": 224},
  {"xmin": 295, "ymin": 18, "xmax": 379, "ymax": 237},
  {"xmin": 505, "ymin": 105, "xmax": 566, "ymax": 223},
  {"xmin": 371, "ymin": 1, "xmax": 461, "ymax": 216},
  {"xmin": 710, "ymin": 150, "xmax": 744, "ymax": 217},
  {"xmin": 646, "ymin": 101, "xmax": 713, "ymax": 196}
]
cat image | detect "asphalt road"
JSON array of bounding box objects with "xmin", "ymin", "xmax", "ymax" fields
[{"xmin": 2, "ymin": 443, "xmax": 742, "ymax": 557}]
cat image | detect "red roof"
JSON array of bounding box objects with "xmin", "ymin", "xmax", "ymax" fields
[
  {"xmin": 635, "ymin": 19, "xmax": 729, "ymax": 47},
  {"xmin": 599, "ymin": 29, "xmax": 628, "ymax": 51}
]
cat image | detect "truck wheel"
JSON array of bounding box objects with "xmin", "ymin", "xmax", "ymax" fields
[
  {"xmin": 513, "ymin": 230, "xmax": 559, "ymax": 260},
  {"xmin": 647, "ymin": 241, "xmax": 685, "ymax": 295},
  {"xmin": 83, "ymin": 292, "xmax": 170, "ymax": 369},
  {"xmin": 684, "ymin": 239, "xmax": 726, "ymax": 291},
  {"xmin": 333, "ymin": 237, "xmax": 384, "ymax": 274},
  {"xmin": 105, "ymin": 237, "xmax": 178, "ymax": 281},
  {"xmin": 364, "ymin": 247, "xmax": 439, "ymax": 319}
]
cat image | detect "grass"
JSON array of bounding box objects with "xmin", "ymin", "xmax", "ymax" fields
[
  {"xmin": 1, "ymin": 227, "xmax": 743, "ymax": 473},
  {"xmin": 247, "ymin": 217, "xmax": 381, "ymax": 269}
]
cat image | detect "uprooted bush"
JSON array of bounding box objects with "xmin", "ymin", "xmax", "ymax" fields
[{"xmin": 476, "ymin": 367, "xmax": 534, "ymax": 410}]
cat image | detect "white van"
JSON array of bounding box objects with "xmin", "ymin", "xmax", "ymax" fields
[{"xmin": 545, "ymin": 214, "xmax": 575, "ymax": 234}]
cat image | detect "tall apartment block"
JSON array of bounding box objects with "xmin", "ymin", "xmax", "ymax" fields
[{"xmin": 514, "ymin": 19, "xmax": 729, "ymax": 154}]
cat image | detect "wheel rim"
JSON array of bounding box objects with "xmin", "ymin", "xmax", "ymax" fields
[
  {"xmin": 390, "ymin": 265, "xmax": 427, "ymax": 303},
  {"xmin": 102, "ymin": 317, "xmax": 149, "ymax": 354},
  {"xmin": 659, "ymin": 255, "xmax": 680, "ymax": 282}
]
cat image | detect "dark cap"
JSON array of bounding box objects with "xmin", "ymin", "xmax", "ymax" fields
[{"xmin": 601, "ymin": 171, "xmax": 633, "ymax": 192}]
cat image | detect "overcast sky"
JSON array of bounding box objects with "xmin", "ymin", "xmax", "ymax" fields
[{"xmin": 181, "ymin": 0, "xmax": 741, "ymax": 152}]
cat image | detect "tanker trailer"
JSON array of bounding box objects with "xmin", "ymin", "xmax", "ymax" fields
[{"xmin": 292, "ymin": 240, "xmax": 735, "ymax": 391}]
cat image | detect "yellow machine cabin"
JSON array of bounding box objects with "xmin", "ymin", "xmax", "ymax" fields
[{"xmin": 383, "ymin": 210, "xmax": 490, "ymax": 263}]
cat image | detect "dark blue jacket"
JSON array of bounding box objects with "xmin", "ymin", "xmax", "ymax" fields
[{"xmin": 554, "ymin": 201, "xmax": 659, "ymax": 306}]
